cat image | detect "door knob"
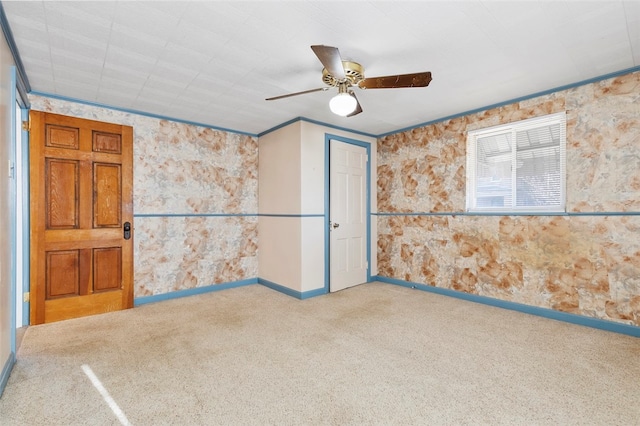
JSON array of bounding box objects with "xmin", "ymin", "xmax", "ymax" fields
[
  {"xmin": 331, "ymin": 222, "xmax": 340, "ymax": 230},
  {"xmin": 123, "ymin": 222, "xmax": 131, "ymax": 240}
]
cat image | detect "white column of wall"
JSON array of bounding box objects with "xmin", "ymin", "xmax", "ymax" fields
[
  {"xmin": 299, "ymin": 123, "xmax": 325, "ymax": 292},
  {"xmin": 258, "ymin": 122, "xmax": 304, "ymax": 291},
  {"xmin": 258, "ymin": 120, "xmax": 377, "ymax": 294}
]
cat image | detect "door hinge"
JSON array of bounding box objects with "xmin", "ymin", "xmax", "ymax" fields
[
  {"xmin": 23, "ymin": 292, "xmax": 30, "ymax": 302},
  {"xmin": 22, "ymin": 120, "xmax": 30, "ymax": 131}
]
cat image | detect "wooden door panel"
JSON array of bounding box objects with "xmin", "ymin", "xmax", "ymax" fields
[
  {"xmin": 30, "ymin": 111, "xmax": 134, "ymax": 324},
  {"xmin": 93, "ymin": 163, "xmax": 121, "ymax": 228},
  {"xmin": 93, "ymin": 247, "xmax": 122, "ymax": 292},
  {"xmin": 46, "ymin": 124, "xmax": 79, "ymax": 149},
  {"xmin": 45, "ymin": 231, "xmax": 122, "ymax": 247},
  {"xmin": 45, "ymin": 250, "xmax": 80, "ymax": 298},
  {"xmin": 93, "ymin": 131, "xmax": 122, "ymax": 154},
  {"xmin": 44, "ymin": 292, "xmax": 124, "ymax": 324},
  {"xmin": 46, "ymin": 159, "xmax": 79, "ymax": 229}
]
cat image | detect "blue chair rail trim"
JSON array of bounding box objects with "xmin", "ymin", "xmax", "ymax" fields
[
  {"xmin": 134, "ymin": 213, "xmax": 258, "ymax": 218},
  {"xmin": 133, "ymin": 213, "xmax": 328, "ymax": 218},
  {"xmin": 374, "ymin": 211, "xmax": 640, "ymax": 217},
  {"xmin": 258, "ymin": 214, "xmax": 324, "ymax": 218},
  {"xmin": 373, "ymin": 276, "xmax": 640, "ymax": 337}
]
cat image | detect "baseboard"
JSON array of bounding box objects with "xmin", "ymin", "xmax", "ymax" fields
[
  {"xmin": 0, "ymin": 352, "xmax": 16, "ymax": 398},
  {"xmin": 372, "ymin": 275, "xmax": 640, "ymax": 338},
  {"xmin": 134, "ymin": 278, "xmax": 259, "ymax": 306},
  {"xmin": 133, "ymin": 277, "xmax": 328, "ymax": 306},
  {"xmin": 133, "ymin": 274, "xmax": 638, "ymax": 337},
  {"xmin": 258, "ymin": 278, "xmax": 327, "ymax": 300}
]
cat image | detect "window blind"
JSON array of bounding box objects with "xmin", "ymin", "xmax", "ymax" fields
[{"xmin": 467, "ymin": 112, "xmax": 566, "ymax": 212}]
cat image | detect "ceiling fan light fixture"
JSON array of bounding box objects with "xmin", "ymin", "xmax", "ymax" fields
[
  {"xmin": 329, "ymin": 92, "xmax": 357, "ymax": 116},
  {"xmin": 266, "ymin": 45, "xmax": 432, "ymax": 119}
]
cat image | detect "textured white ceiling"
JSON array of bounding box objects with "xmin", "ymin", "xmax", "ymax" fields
[{"xmin": 2, "ymin": 1, "xmax": 639, "ymax": 136}]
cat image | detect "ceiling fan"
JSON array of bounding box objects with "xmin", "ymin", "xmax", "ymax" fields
[{"xmin": 266, "ymin": 45, "xmax": 432, "ymax": 117}]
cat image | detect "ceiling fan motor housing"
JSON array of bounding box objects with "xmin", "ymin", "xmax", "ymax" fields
[{"xmin": 322, "ymin": 61, "xmax": 365, "ymax": 87}]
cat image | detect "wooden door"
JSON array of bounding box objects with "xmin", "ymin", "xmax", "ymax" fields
[
  {"xmin": 29, "ymin": 111, "xmax": 134, "ymax": 324},
  {"xmin": 330, "ymin": 139, "xmax": 368, "ymax": 292}
]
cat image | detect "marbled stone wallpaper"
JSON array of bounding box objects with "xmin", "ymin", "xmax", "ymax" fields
[
  {"xmin": 134, "ymin": 216, "xmax": 257, "ymax": 297},
  {"xmin": 30, "ymin": 95, "xmax": 259, "ymax": 297},
  {"xmin": 377, "ymin": 71, "xmax": 640, "ymax": 326}
]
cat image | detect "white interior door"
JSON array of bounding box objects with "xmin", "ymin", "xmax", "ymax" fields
[{"xmin": 330, "ymin": 139, "xmax": 367, "ymax": 292}]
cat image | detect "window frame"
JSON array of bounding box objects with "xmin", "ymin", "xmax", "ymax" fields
[{"xmin": 466, "ymin": 112, "xmax": 567, "ymax": 213}]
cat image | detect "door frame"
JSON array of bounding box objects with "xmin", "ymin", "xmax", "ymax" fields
[
  {"xmin": 324, "ymin": 134, "xmax": 371, "ymax": 293},
  {"xmin": 9, "ymin": 67, "xmax": 17, "ymax": 355},
  {"xmin": 9, "ymin": 66, "xmax": 30, "ymax": 355},
  {"xmin": 19, "ymin": 105, "xmax": 29, "ymax": 328},
  {"xmin": 12, "ymin": 91, "xmax": 29, "ymax": 330}
]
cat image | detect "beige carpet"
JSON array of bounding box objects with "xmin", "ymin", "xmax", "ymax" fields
[{"xmin": 1, "ymin": 282, "xmax": 639, "ymax": 425}]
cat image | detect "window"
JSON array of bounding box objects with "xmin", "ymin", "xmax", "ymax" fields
[{"xmin": 466, "ymin": 112, "xmax": 566, "ymax": 213}]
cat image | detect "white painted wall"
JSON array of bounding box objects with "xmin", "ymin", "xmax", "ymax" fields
[
  {"xmin": 258, "ymin": 122, "xmax": 303, "ymax": 290},
  {"xmin": 258, "ymin": 119, "xmax": 377, "ymax": 295},
  {"xmin": 299, "ymin": 123, "xmax": 325, "ymax": 215},
  {"xmin": 0, "ymin": 29, "xmax": 17, "ymax": 394},
  {"xmin": 259, "ymin": 216, "xmax": 302, "ymax": 291},
  {"xmin": 258, "ymin": 122, "xmax": 301, "ymax": 215},
  {"xmin": 300, "ymin": 217, "xmax": 324, "ymax": 292}
]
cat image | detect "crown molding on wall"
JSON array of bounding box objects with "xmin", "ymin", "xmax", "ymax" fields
[
  {"xmin": 28, "ymin": 90, "xmax": 379, "ymax": 140},
  {"xmin": 378, "ymin": 65, "xmax": 640, "ymax": 138},
  {"xmin": 257, "ymin": 116, "xmax": 377, "ymax": 139},
  {"xmin": 29, "ymin": 91, "xmax": 259, "ymax": 137},
  {"xmin": 4, "ymin": 3, "xmax": 638, "ymax": 141},
  {"xmin": 30, "ymin": 63, "xmax": 640, "ymax": 141}
]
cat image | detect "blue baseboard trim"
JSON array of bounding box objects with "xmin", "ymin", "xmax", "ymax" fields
[
  {"xmin": 134, "ymin": 277, "xmax": 328, "ymax": 305},
  {"xmin": 0, "ymin": 352, "xmax": 16, "ymax": 398},
  {"xmin": 258, "ymin": 278, "xmax": 327, "ymax": 300},
  {"xmin": 134, "ymin": 278, "xmax": 258, "ymax": 306},
  {"xmin": 372, "ymin": 275, "xmax": 640, "ymax": 338}
]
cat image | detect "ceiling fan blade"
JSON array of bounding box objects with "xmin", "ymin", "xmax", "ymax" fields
[
  {"xmin": 266, "ymin": 87, "xmax": 328, "ymax": 101},
  {"xmin": 311, "ymin": 45, "xmax": 345, "ymax": 80},
  {"xmin": 358, "ymin": 72, "xmax": 432, "ymax": 89},
  {"xmin": 347, "ymin": 92, "xmax": 363, "ymax": 117}
]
